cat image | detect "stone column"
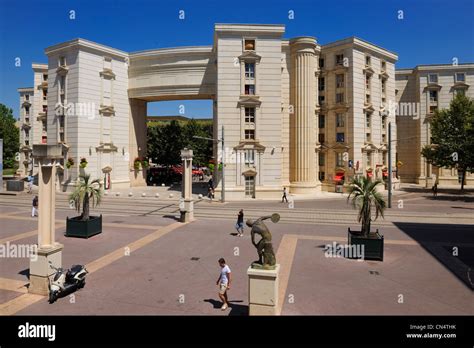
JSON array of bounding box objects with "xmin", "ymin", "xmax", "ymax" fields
[
  {"xmin": 180, "ymin": 148, "xmax": 194, "ymax": 222},
  {"xmin": 247, "ymin": 264, "xmax": 280, "ymax": 315},
  {"xmin": 289, "ymin": 37, "xmax": 318, "ymax": 193},
  {"xmin": 29, "ymin": 144, "xmax": 64, "ymax": 295}
]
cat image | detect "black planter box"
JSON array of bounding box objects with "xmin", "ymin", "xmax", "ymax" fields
[
  {"xmin": 7, "ymin": 180, "xmax": 24, "ymax": 191},
  {"xmin": 348, "ymin": 228, "xmax": 384, "ymax": 261},
  {"xmin": 66, "ymin": 215, "xmax": 102, "ymax": 238}
]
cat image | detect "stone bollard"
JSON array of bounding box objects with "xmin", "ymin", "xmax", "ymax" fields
[
  {"xmin": 142, "ymin": 193, "xmax": 146, "ymax": 197},
  {"xmin": 128, "ymin": 192, "xmax": 133, "ymax": 197},
  {"xmin": 155, "ymin": 193, "xmax": 160, "ymax": 198}
]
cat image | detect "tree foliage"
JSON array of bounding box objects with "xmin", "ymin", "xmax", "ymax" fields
[
  {"xmin": 147, "ymin": 119, "xmax": 213, "ymax": 167},
  {"xmin": 421, "ymin": 94, "xmax": 474, "ymax": 190},
  {"xmin": 0, "ymin": 104, "xmax": 20, "ymax": 168}
]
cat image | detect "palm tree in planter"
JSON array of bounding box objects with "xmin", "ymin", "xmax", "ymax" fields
[
  {"xmin": 347, "ymin": 176, "xmax": 386, "ymax": 261},
  {"xmin": 66, "ymin": 173, "xmax": 103, "ymax": 238}
]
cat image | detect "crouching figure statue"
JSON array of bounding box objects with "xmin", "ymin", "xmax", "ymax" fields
[{"xmin": 246, "ymin": 213, "xmax": 280, "ymax": 270}]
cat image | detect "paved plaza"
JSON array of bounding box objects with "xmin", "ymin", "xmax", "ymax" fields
[{"xmin": 0, "ymin": 187, "xmax": 473, "ymax": 316}]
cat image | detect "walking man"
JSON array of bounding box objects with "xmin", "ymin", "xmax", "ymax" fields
[
  {"xmin": 235, "ymin": 209, "xmax": 244, "ymax": 237},
  {"xmin": 27, "ymin": 175, "xmax": 33, "ymax": 194},
  {"xmin": 432, "ymin": 183, "xmax": 438, "ymax": 197},
  {"xmin": 31, "ymin": 195, "xmax": 38, "ymax": 217},
  {"xmin": 216, "ymin": 258, "xmax": 232, "ymax": 310},
  {"xmin": 281, "ymin": 187, "xmax": 288, "ymax": 203}
]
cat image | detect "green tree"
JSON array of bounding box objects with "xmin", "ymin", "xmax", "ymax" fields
[
  {"xmin": 69, "ymin": 173, "xmax": 102, "ymax": 221},
  {"xmin": 347, "ymin": 177, "xmax": 386, "ymax": 236},
  {"xmin": 182, "ymin": 119, "xmax": 213, "ymax": 166},
  {"xmin": 0, "ymin": 104, "xmax": 20, "ymax": 168},
  {"xmin": 421, "ymin": 94, "xmax": 474, "ymax": 191}
]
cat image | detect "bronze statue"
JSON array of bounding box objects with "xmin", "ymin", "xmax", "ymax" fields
[{"xmin": 246, "ymin": 213, "xmax": 280, "ymax": 270}]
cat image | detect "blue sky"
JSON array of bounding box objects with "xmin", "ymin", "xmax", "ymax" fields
[{"xmin": 1, "ymin": 0, "xmax": 473, "ymax": 118}]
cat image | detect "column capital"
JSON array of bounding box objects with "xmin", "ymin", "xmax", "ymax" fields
[{"xmin": 290, "ymin": 37, "xmax": 317, "ymax": 55}]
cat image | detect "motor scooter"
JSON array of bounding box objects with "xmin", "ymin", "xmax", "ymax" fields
[{"xmin": 48, "ymin": 261, "xmax": 88, "ymax": 303}]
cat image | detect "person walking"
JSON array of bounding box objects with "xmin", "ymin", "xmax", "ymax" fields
[
  {"xmin": 27, "ymin": 175, "xmax": 33, "ymax": 194},
  {"xmin": 216, "ymin": 258, "xmax": 232, "ymax": 310},
  {"xmin": 31, "ymin": 195, "xmax": 38, "ymax": 217},
  {"xmin": 281, "ymin": 187, "xmax": 288, "ymax": 203},
  {"xmin": 432, "ymin": 182, "xmax": 438, "ymax": 197},
  {"xmin": 235, "ymin": 209, "xmax": 244, "ymax": 237}
]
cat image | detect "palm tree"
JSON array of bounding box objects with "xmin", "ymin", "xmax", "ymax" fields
[
  {"xmin": 69, "ymin": 173, "xmax": 102, "ymax": 221},
  {"xmin": 347, "ymin": 176, "xmax": 386, "ymax": 236}
]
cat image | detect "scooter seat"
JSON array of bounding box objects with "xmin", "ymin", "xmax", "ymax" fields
[{"xmin": 67, "ymin": 265, "xmax": 83, "ymax": 278}]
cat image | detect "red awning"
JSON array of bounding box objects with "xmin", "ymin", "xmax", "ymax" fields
[
  {"xmin": 367, "ymin": 172, "xmax": 373, "ymax": 178},
  {"xmin": 382, "ymin": 172, "xmax": 388, "ymax": 177},
  {"xmin": 334, "ymin": 175, "xmax": 344, "ymax": 182}
]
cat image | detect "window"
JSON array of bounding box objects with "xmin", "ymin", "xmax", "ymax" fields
[
  {"xmin": 245, "ymin": 129, "xmax": 255, "ymax": 140},
  {"xmin": 366, "ymin": 113, "xmax": 371, "ymax": 128},
  {"xmin": 365, "ymin": 55, "xmax": 371, "ymax": 66},
  {"xmin": 382, "ymin": 153, "xmax": 387, "ymax": 165},
  {"xmin": 455, "ymin": 88, "xmax": 466, "ymax": 96},
  {"xmin": 245, "ymin": 150, "xmax": 255, "ymax": 165},
  {"xmin": 428, "ymin": 74, "xmax": 438, "ymax": 84},
  {"xmin": 336, "ymin": 74, "xmax": 344, "ymax": 88},
  {"xmin": 319, "ymin": 172, "xmax": 325, "ymax": 181},
  {"xmin": 25, "ymin": 94, "xmax": 29, "ymax": 101},
  {"xmin": 381, "ymin": 61, "xmax": 386, "ymax": 71},
  {"xmin": 365, "ymin": 75, "xmax": 371, "ymax": 90},
  {"xmin": 336, "ymin": 113, "xmax": 345, "ymax": 127},
  {"xmin": 335, "ymin": 54, "xmax": 344, "ymax": 66},
  {"xmin": 365, "ymin": 94, "xmax": 371, "ymax": 104},
  {"xmin": 336, "ymin": 132, "xmax": 345, "ymax": 143},
  {"xmin": 43, "ymin": 90, "xmax": 47, "ymax": 101},
  {"xmin": 43, "ymin": 74, "xmax": 48, "ymax": 82},
  {"xmin": 381, "ymin": 79, "xmax": 386, "ymax": 95},
  {"xmin": 336, "ymin": 153, "xmax": 344, "ymax": 167},
  {"xmin": 382, "ymin": 116, "xmax": 387, "ymax": 130},
  {"xmin": 245, "ymin": 107, "xmax": 255, "ymax": 123},
  {"xmin": 42, "ymin": 105, "xmax": 48, "ymax": 113},
  {"xmin": 319, "ymin": 115, "xmax": 325, "ymax": 129},
  {"xmin": 319, "ymin": 153, "xmax": 325, "ymax": 166},
  {"xmin": 244, "ymin": 39, "xmax": 255, "ymax": 51},
  {"xmin": 319, "ymin": 58, "xmax": 325, "ymax": 69},
  {"xmin": 429, "ymin": 90, "xmax": 438, "ymax": 102},
  {"xmin": 318, "ymin": 133, "xmax": 325, "ymax": 143},
  {"xmin": 25, "ymin": 106, "xmax": 29, "ymax": 116},
  {"xmin": 245, "ymin": 176, "xmax": 255, "ymax": 198},
  {"xmin": 318, "ymin": 95, "xmax": 325, "ymax": 105},
  {"xmin": 429, "ymin": 105, "xmax": 438, "ymax": 114},
  {"xmin": 59, "ymin": 56, "xmax": 66, "ymax": 66},
  {"xmin": 245, "ymin": 63, "xmax": 255, "ymax": 78},
  {"xmin": 336, "ymin": 93, "xmax": 344, "ymax": 104},
  {"xmin": 366, "ymin": 133, "xmax": 371, "ymax": 142},
  {"xmin": 455, "ymin": 72, "xmax": 465, "ymax": 82},
  {"xmin": 318, "ymin": 77, "xmax": 325, "ymax": 91},
  {"xmin": 245, "ymin": 84, "xmax": 255, "ymax": 95},
  {"xmin": 366, "ymin": 154, "xmax": 371, "ymax": 167},
  {"xmin": 382, "ymin": 134, "xmax": 386, "ymax": 143}
]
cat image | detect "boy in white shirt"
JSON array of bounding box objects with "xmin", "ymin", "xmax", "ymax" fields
[{"xmin": 216, "ymin": 258, "xmax": 232, "ymax": 310}]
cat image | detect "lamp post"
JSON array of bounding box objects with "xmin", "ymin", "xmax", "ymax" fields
[
  {"xmin": 388, "ymin": 122, "xmax": 392, "ymax": 208},
  {"xmin": 193, "ymin": 125, "xmax": 225, "ymax": 202}
]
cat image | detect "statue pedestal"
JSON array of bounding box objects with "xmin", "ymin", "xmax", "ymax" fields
[
  {"xmin": 247, "ymin": 264, "xmax": 280, "ymax": 315},
  {"xmin": 29, "ymin": 243, "xmax": 63, "ymax": 296}
]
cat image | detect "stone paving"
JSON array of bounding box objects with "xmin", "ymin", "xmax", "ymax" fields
[{"xmin": 0, "ymin": 191, "xmax": 473, "ymax": 315}]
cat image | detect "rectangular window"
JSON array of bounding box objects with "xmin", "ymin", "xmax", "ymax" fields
[
  {"xmin": 335, "ymin": 54, "xmax": 344, "ymax": 66},
  {"xmin": 318, "ymin": 77, "xmax": 325, "ymax": 91},
  {"xmin": 318, "ymin": 172, "xmax": 325, "ymax": 181},
  {"xmin": 381, "ymin": 79, "xmax": 386, "ymax": 94},
  {"xmin": 244, "ymin": 39, "xmax": 255, "ymax": 51},
  {"xmin": 429, "ymin": 90, "xmax": 438, "ymax": 102},
  {"xmin": 455, "ymin": 88, "xmax": 466, "ymax": 96},
  {"xmin": 43, "ymin": 74, "xmax": 48, "ymax": 82},
  {"xmin": 366, "ymin": 113, "xmax": 371, "ymax": 128},
  {"xmin": 382, "ymin": 134, "xmax": 386, "ymax": 143},
  {"xmin": 365, "ymin": 55, "xmax": 371, "ymax": 66},
  {"xmin": 318, "ymin": 133, "xmax": 325, "ymax": 143},
  {"xmin": 43, "ymin": 90, "xmax": 47, "ymax": 101},
  {"xmin": 382, "ymin": 116, "xmax": 386, "ymax": 130},
  {"xmin": 318, "ymin": 95, "xmax": 325, "ymax": 105},
  {"xmin": 245, "ymin": 129, "xmax": 255, "ymax": 140},
  {"xmin": 319, "ymin": 58, "xmax": 325, "ymax": 69},
  {"xmin": 336, "ymin": 113, "xmax": 345, "ymax": 127},
  {"xmin": 25, "ymin": 107, "xmax": 29, "ymax": 116},
  {"xmin": 319, "ymin": 153, "xmax": 325, "ymax": 166},
  {"xmin": 428, "ymin": 74, "xmax": 438, "ymax": 84},
  {"xmin": 245, "ymin": 107, "xmax": 255, "ymax": 123},
  {"xmin": 336, "ymin": 153, "xmax": 344, "ymax": 167},
  {"xmin": 455, "ymin": 72, "xmax": 465, "ymax": 82},
  {"xmin": 25, "ymin": 94, "xmax": 29, "ymax": 101},
  {"xmin": 245, "ymin": 84, "xmax": 255, "ymax": 95},
  {"xmin": 336, "ymin": 74, "xmax": 344, "ymax": 88},
  {"xmin": 59, "ymin": 56, "xmax": 66, "ymax": 66},
  {"xmin": 336, "ymin": 93, "xmax": 344, "ymax": 104},
  {"xmin": 244, "ymin": 150, "xmax": 255, "ymax": 165},
  {"xmin": 245, "ymin": 63, "xmax": 255, "ymax": 78},
  {"xmin": 336, "ymin": 132, "xmax": 345, "ymax": 143},
  {"xmin": 382, "ymin": 153, "xmax": 387, "ymax": 165},
  {"xmin": 429, "ymin": 105, "xmax": 438, "ymax": 114},
  {"xmin": 381, "ymin": 61, "xmax": 386, "ymax": 71},
  {"xmin": 366, "ymin": 133, "xmax": 371, "ymax": 142},
  {"xmin": 365, "ymin": 75, "xmax": 371, "ymax": 90},
  {"xmin": 366, "ymin": 155, "xmax": 371, "ymax": 167},
  {"xmin": 366, "ymin": 94, "xmax": 371, "ymax": 104},
  {"xmin": 319, "ymin": 115, "xmax": 325, "ymax": 129}
]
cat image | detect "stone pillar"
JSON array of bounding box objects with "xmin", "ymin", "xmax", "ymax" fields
[
  {"xmin": 180, "ymin": 148, "xmax": 194, "ymax": 222},
  {"xmin": 29, "ymin": 144, "xmax": 64, "ymax": 296},
  {"xmin": 289, "ymin": 37, "xmax": 318, "ymax": 193},
  {"xmin": 129, "ymin": 99, "xmax": 147, "ymax": 187},
  {"xmin": 247, "ymin": 264, "xmax": 280, "ymax": 315}
]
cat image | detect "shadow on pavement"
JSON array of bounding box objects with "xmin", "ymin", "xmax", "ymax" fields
[
  {"xmin": 204, "ymin": 298, "xmax": 248, "ymax": 316},
  {"xmin": 393, "ymin": 222, "xmax": 474, "ymax": 290}
]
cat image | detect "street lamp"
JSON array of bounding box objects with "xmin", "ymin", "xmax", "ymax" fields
[{"xmin": 193, "ymin": 125, "xmax": 225, "ymax": 202}]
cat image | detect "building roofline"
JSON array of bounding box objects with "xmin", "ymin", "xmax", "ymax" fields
[
  {"xmin": 32, "ymin": 63, "xmax": 48, "ymax": 70},
  {"xmin": 130, "ymin": 45, "xmax": 213, "ymax": 58},
  {"xmin": 17, "ymin": 87, "xmax": 34, "ymax": 92},
  {"xmin": 44, "ymin": 38, "xmax": 128, "ymax": 58},
  {"xmin": 214, "ymin": 23, "xmax": 285, "ymax": 35},
  {"xmin": 321, "ymin": 36, "xmax": 398, "ymax": 61},
  {"xmin": 396, "ymin": 63, "xmax": 474, "ymax": 72}
]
